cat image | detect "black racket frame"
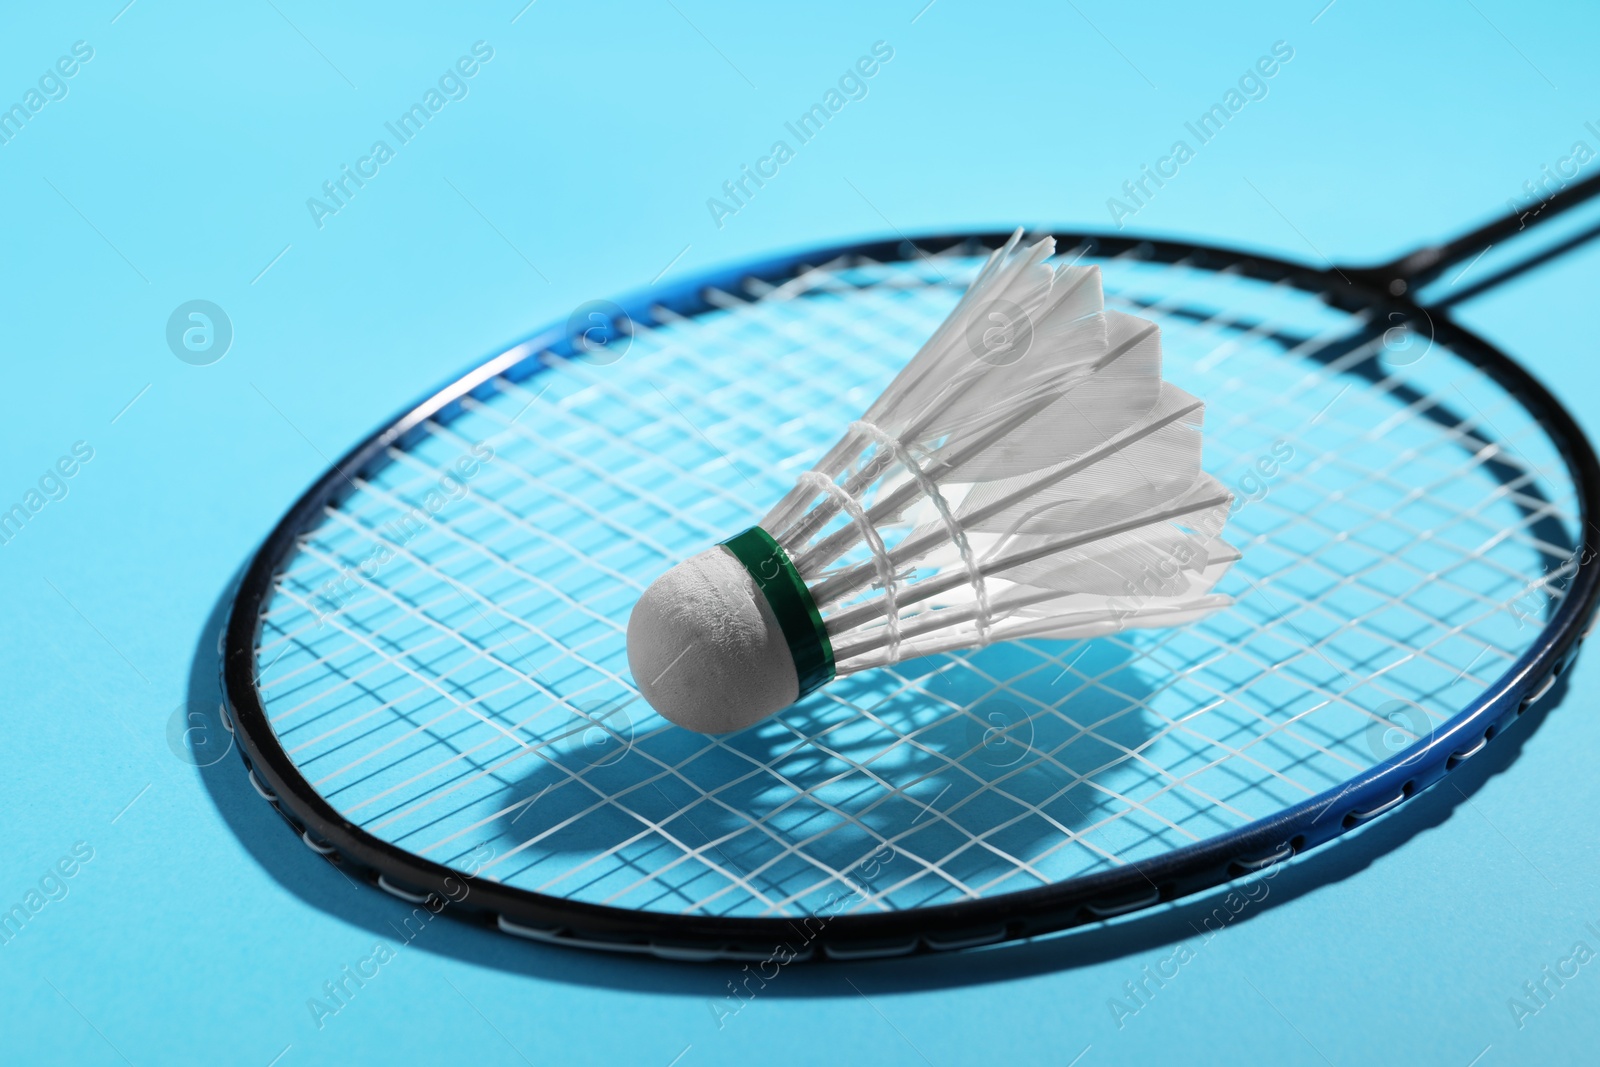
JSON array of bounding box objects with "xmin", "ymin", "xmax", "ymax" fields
[{"xmin": 221, "ymin": 176, "xmax": 1600, "ymax": 961}]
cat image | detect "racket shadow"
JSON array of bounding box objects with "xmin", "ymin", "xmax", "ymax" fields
[{"xmin": 191, "ymin": 568, "xmax": 1569, "ymax": 993}]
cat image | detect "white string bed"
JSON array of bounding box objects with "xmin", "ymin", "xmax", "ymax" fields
[{"xmin": 252, "ymin": 243, "xmax": 1579, "ymax": 920}]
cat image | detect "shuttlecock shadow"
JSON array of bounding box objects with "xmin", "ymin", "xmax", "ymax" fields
[
  {"xmin": 471, "ymin": 635, "xmax": 1166, "ymax": 921},
  {"xmin": 187, "ymin": 565, "xmax": 1574, "ymax": 998}
]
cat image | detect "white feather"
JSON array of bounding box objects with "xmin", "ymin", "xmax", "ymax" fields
[{"xmin": 759, "ymin": 230, "xmax": 1238, "ymax": 676}]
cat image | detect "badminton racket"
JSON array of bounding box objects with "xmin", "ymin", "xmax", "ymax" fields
[{"xmin": 221, "ymin": 174, "xmax": 1600, "ymax": 961}]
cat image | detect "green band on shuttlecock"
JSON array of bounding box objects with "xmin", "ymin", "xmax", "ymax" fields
[{"xmin": 719, "ymin": 525, "xmax": 835, "ymax": 698}]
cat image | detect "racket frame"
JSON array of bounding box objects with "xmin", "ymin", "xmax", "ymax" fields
[{"xmin": 222, "ymin": 229, "xmax": 1600, "ymax": 961}]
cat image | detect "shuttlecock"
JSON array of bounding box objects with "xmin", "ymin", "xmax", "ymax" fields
[{"xmin": 627, "ymin": 231, "xmax": 1238, "ymax": 733}]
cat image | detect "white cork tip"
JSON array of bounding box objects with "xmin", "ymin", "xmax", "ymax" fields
[{"xmin": 625, "ymin": 547, "xmax": 799, "ymax": 733}]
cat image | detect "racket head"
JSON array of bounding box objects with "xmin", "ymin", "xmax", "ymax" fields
[{"xmin": 221, "ymin": 230, "xmax": 1600, "ymax": 961}]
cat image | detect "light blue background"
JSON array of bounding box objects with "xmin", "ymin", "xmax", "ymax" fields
[{"xmin": 2, "ymin": 1, "xmax": 1598, "ymax": 1064}]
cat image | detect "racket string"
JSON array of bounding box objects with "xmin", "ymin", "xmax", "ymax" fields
[{"xmin": 251, "ymin": 245, "xmax": 1580, "ymax": 918}]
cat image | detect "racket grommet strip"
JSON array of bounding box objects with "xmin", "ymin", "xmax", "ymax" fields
[
  {"xmin": 822, "ymin": 938, "xmax": 920, "ymax": 961},
  {"xmin": 377, "ymin": 876, "xmax": 433, "ymax": 905},
  {"xmin": 1229, "ymin": 842, "xmax": 1296, "ymax": 874},
  {"xmin": 1522, "ymin": 673, "xmax": 1558, "ymax": 709},
  {"xmin": 300, "ymin": 831, "xmax": 337, "ymax": 856},
  {"xmin": 247, "ymin": 768, "xmax": 276, "ymax": 802},
  {"xmin": 921, "ymin": 927, "xmax": 1009, "ymax": 952},
  {"xmin": 1446, "ymin": 735, "xmax": 1490, "ymax": 768},
  {"xmin": 1343, "ymin": 785, "xmax": 1412, "ymax": 827},
  {"xmin": 1083, "ymin": 885, "xmax": 1165, "ymax": 919}
]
